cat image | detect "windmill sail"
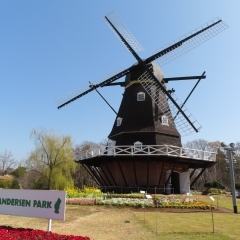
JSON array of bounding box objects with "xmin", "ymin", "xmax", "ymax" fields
[
  {"xmin": 57, "ymin": 66, "xmax": 131, "ymax": 109},
  {"xmin": 103, "ymin": 13, "xmax": 227, "ymax": 136},
  {"xmin": 145, "ymin": 18, "xmax": 228, "ymax": 66},
  {"xmin": 57, "ymin": 13, "xmax": 227, "ymax": 111},
  {"xmin": 138, "ymin": 67, "xmax": 201, "ymax": 136},
  {"xmin": 105, "ymin": 12, "xmax": 144, "ymax": 53}
]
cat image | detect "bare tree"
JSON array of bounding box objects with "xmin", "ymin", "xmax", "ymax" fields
[
  {"xmin": 184, "ymin": 139, "xmax": 225, "ymax": 190},
  {"xmin": 234, "ymin": 142, "xmax": 240, "ymax": 156},
  {"xmin": 231, "ymin": 142, "xmax": 240, "ymax": 185},
  {"xmin": 73, "ymin": 141, "xmax": 99, "ymax": 188},
  {"xmin": 0, "ymin": 150, "xmax": 16, "ymax": 175},
  {"xmin": 185, "ymin": 139, "xmax": 222, "ymax": 152},
  {"xmin": 184, "ymin": 139, "xmax": 207, "ymax": 150},
  {"xmin": 207, "ymin": 141, "xmax": 221, "ymax": 152}
]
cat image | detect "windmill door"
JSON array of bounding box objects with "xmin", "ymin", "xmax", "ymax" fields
[{"xmin": 171, "ymin": 172, "xmax": 180, "ymax": 194}]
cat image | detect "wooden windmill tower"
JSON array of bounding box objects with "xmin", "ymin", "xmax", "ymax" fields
[{"xmin": 57, "ymin": 12, "xmax": 227, "ymax": 194}]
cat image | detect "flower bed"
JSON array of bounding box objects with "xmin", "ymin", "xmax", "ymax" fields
[
  {"xmin": 0, "ymin": 226, "xmax": 90, "ymax": 239},
  {"xmin": 105, "ymin": 193, "xmax": 145, "ymax": 199},
  {"xmin": 66, "ymin": 198, "xmax": 96, "ymax": 205},
  {"xmin": 65, "ymin": 193, "xmax": 213, "ymax": 210},
  {"xmin": 154, "ymin": 195, "xmax": 214, "ymax": 209},
  {"xmin": 97, "ymin": 198, "xmax": 154, "ymax": 207},
  {"xmin": 65, "ymin": 187, "xmax": 103, "ymax": 199}
]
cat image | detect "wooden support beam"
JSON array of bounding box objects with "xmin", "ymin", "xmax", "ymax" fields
[
  {"xmin": 147, "ymin": 160, "xmax": 150, "ymax": 185},
  {"xmin": 105, "ymin": 162, "xmax": 118, "ymax": 186},
  {"xmin": 100, "ymin": 165, "xmax": 112, "ymax": 185},
  {"xmin": 133, "ymin": 161, "xmax": 138, "ymax": 185},
  {"xmin": 82, "ymin": 164, "xmax": 100, "ymax": 186},
  {"xmin": 94, "ymin": 166, "xmax": 107, "ymax": 186},
  {"xmin": 117, "ymin": 161, "xmax": 127, "ymax": 186},
  {"xmin": 165, "ymin": 160, "xmax": 178, "ymax": 186},
  {"xmin": 190, "ymin": 168, "xmax": 206, "ymax": 188},
  {"xmin": 190, "ymin": 167, "xmax": 198, "ymax": 179},
  {"xmin": 90, "ymin": 166, "xmax": 105, "ymax": 186},
  {"xmin": 158, "ymin": 159, "xmax": 165, "ymax": 185}
]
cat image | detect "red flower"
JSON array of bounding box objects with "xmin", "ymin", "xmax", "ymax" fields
[{"xmin": 0, "ymin": 226, "xmax": 90, "ymax": 240}]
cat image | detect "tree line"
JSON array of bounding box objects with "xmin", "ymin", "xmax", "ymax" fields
[
  {"xmin": 1, "ymin": 130, "xmax": 239, "ymax": 191},
  {"xmin": 0, "ymin": 129, "xmax": 98, "ymax": 190},
  {"xmin": 184, "ymin": 139, "xmax": 240, "ymax": 191}
]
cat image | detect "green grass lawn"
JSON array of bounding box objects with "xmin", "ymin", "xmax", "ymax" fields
[
  {"xmin": 194, "ymin": 194, "xmax": 240, "ymax": 211},
  {"xmin": 136, "ymin": 211, "xmax": 240, "ymax": 240},
  {"xmin": 0, "ymin": 195, "xmax": 239, "ymax": 240}
]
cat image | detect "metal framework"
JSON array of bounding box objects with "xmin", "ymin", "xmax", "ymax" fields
[{"xmin": 76, "ymin": 144, "xmax": 216, "ymax": 162}]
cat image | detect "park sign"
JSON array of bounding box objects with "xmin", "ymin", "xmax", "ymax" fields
[{"xmin": 0, "ymin": 189, "xmax": 66, "ymax": 220}]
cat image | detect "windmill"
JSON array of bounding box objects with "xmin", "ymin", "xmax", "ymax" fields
[{"xmin": 57, "ymin": 12, "xmax": 227, "ymax": 194}]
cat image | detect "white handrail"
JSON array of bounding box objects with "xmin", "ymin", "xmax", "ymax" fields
[{"xmin": 77, "ymin": 144, "xmax": 217, "ymax": 162}]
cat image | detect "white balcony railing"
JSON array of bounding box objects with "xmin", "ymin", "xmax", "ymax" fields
[{"xmin": 76, "ymin": 145, "xmax": 217, "ymax": 162}]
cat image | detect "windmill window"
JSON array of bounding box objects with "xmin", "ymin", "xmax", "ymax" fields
[
  {"xmin": 116, "ymin": 117, "xmax": 122, "ymax": 127},
  {"xmin": 107, "ymin": 139, "xmax": 116, "ymax": 155},
  {"xmin": 134, "ymin": 141, "xmax": 143, "ymax": 152},
  {"xmin": 137, "ymin": 92, "xmax": 145, "ymax": 101},
  {"xmin": 107, "ymin": 139, "xmax": 116, "ymax": 148},
  {"xmin": 161, "ymin": 116, "xmax": 169, "ymax": 126}
]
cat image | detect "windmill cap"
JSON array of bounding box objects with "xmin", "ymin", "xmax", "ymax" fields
[{"xmin": 125, "ymin": 62, "xmax": 164, "ymax": 85}]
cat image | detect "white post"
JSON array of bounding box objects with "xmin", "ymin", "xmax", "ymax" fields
[
  {"xmin": 47, "ymin": 189, "xmax": 55, "ymax": 232},
  {"xmin": 222, "ymin": 142, "xmax": 238, "ymax": 214},
  {"xmin": 47, "ymin": 219, "xmax": 52, "ymax": 232},
  {"xmin": 179, "ymin": 147, "xmax": 182, "ymax": 157},
  {"xmin": 209, "ymin": 196, "xmax": 215, "ymax": 233},
  {"xmin": 227, "ymin": 150, "xmax": 238, "ymax": 213}
]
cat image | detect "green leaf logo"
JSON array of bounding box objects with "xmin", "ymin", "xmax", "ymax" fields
[{"xmin": 54, "ymin": 198, "xmax": 61, "ymax": 214}]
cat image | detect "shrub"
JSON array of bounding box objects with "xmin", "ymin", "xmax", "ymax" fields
[
  {"xmin": 204, "ymin": 180, "xmax": 225, "ymax": 190},
  {"xmin": 0, "ymin": 175, "xmax": 14, "ymax": 188},
  {"xmin": 11, "ymin": 167, "xmax": 27, "ymax": 178},
  {"xmin": 202, "ymin": 188, "xmax": 226, "ymax": 195},
  {"xmin": 235, "ymin": 182, "xmax": 240, "ymax": 190},
  {"xmin": 32, "ymin": 176, "xmax": 48, "ymax": 190},
  {"xmin": 11, "ymin": 178, "xmax": 20, "ymax": 189}
]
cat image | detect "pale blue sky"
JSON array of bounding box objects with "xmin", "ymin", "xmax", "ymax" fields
[{"xmin": 0, "ymin": 1, "xmax": 239, "ymax": 161}]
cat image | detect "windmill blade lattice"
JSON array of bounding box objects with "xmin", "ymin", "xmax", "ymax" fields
[
  {"xmin": 56, "ymin": 67, "xmax": 130, "ymax": 109},
  {"xmin": 150, "ymin": 18, "xmax": 228, "ymax": 67},
  {"xmin": 105, "ymin": 12, "xmax": 144, "ymax": 53},
  {"xmin": 138, "ymin": 69, "xmax": 201, "ymax": 136},
  {"xmin": 56, "ymin": 83, "xmax": 96, "ymax": 108}
]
